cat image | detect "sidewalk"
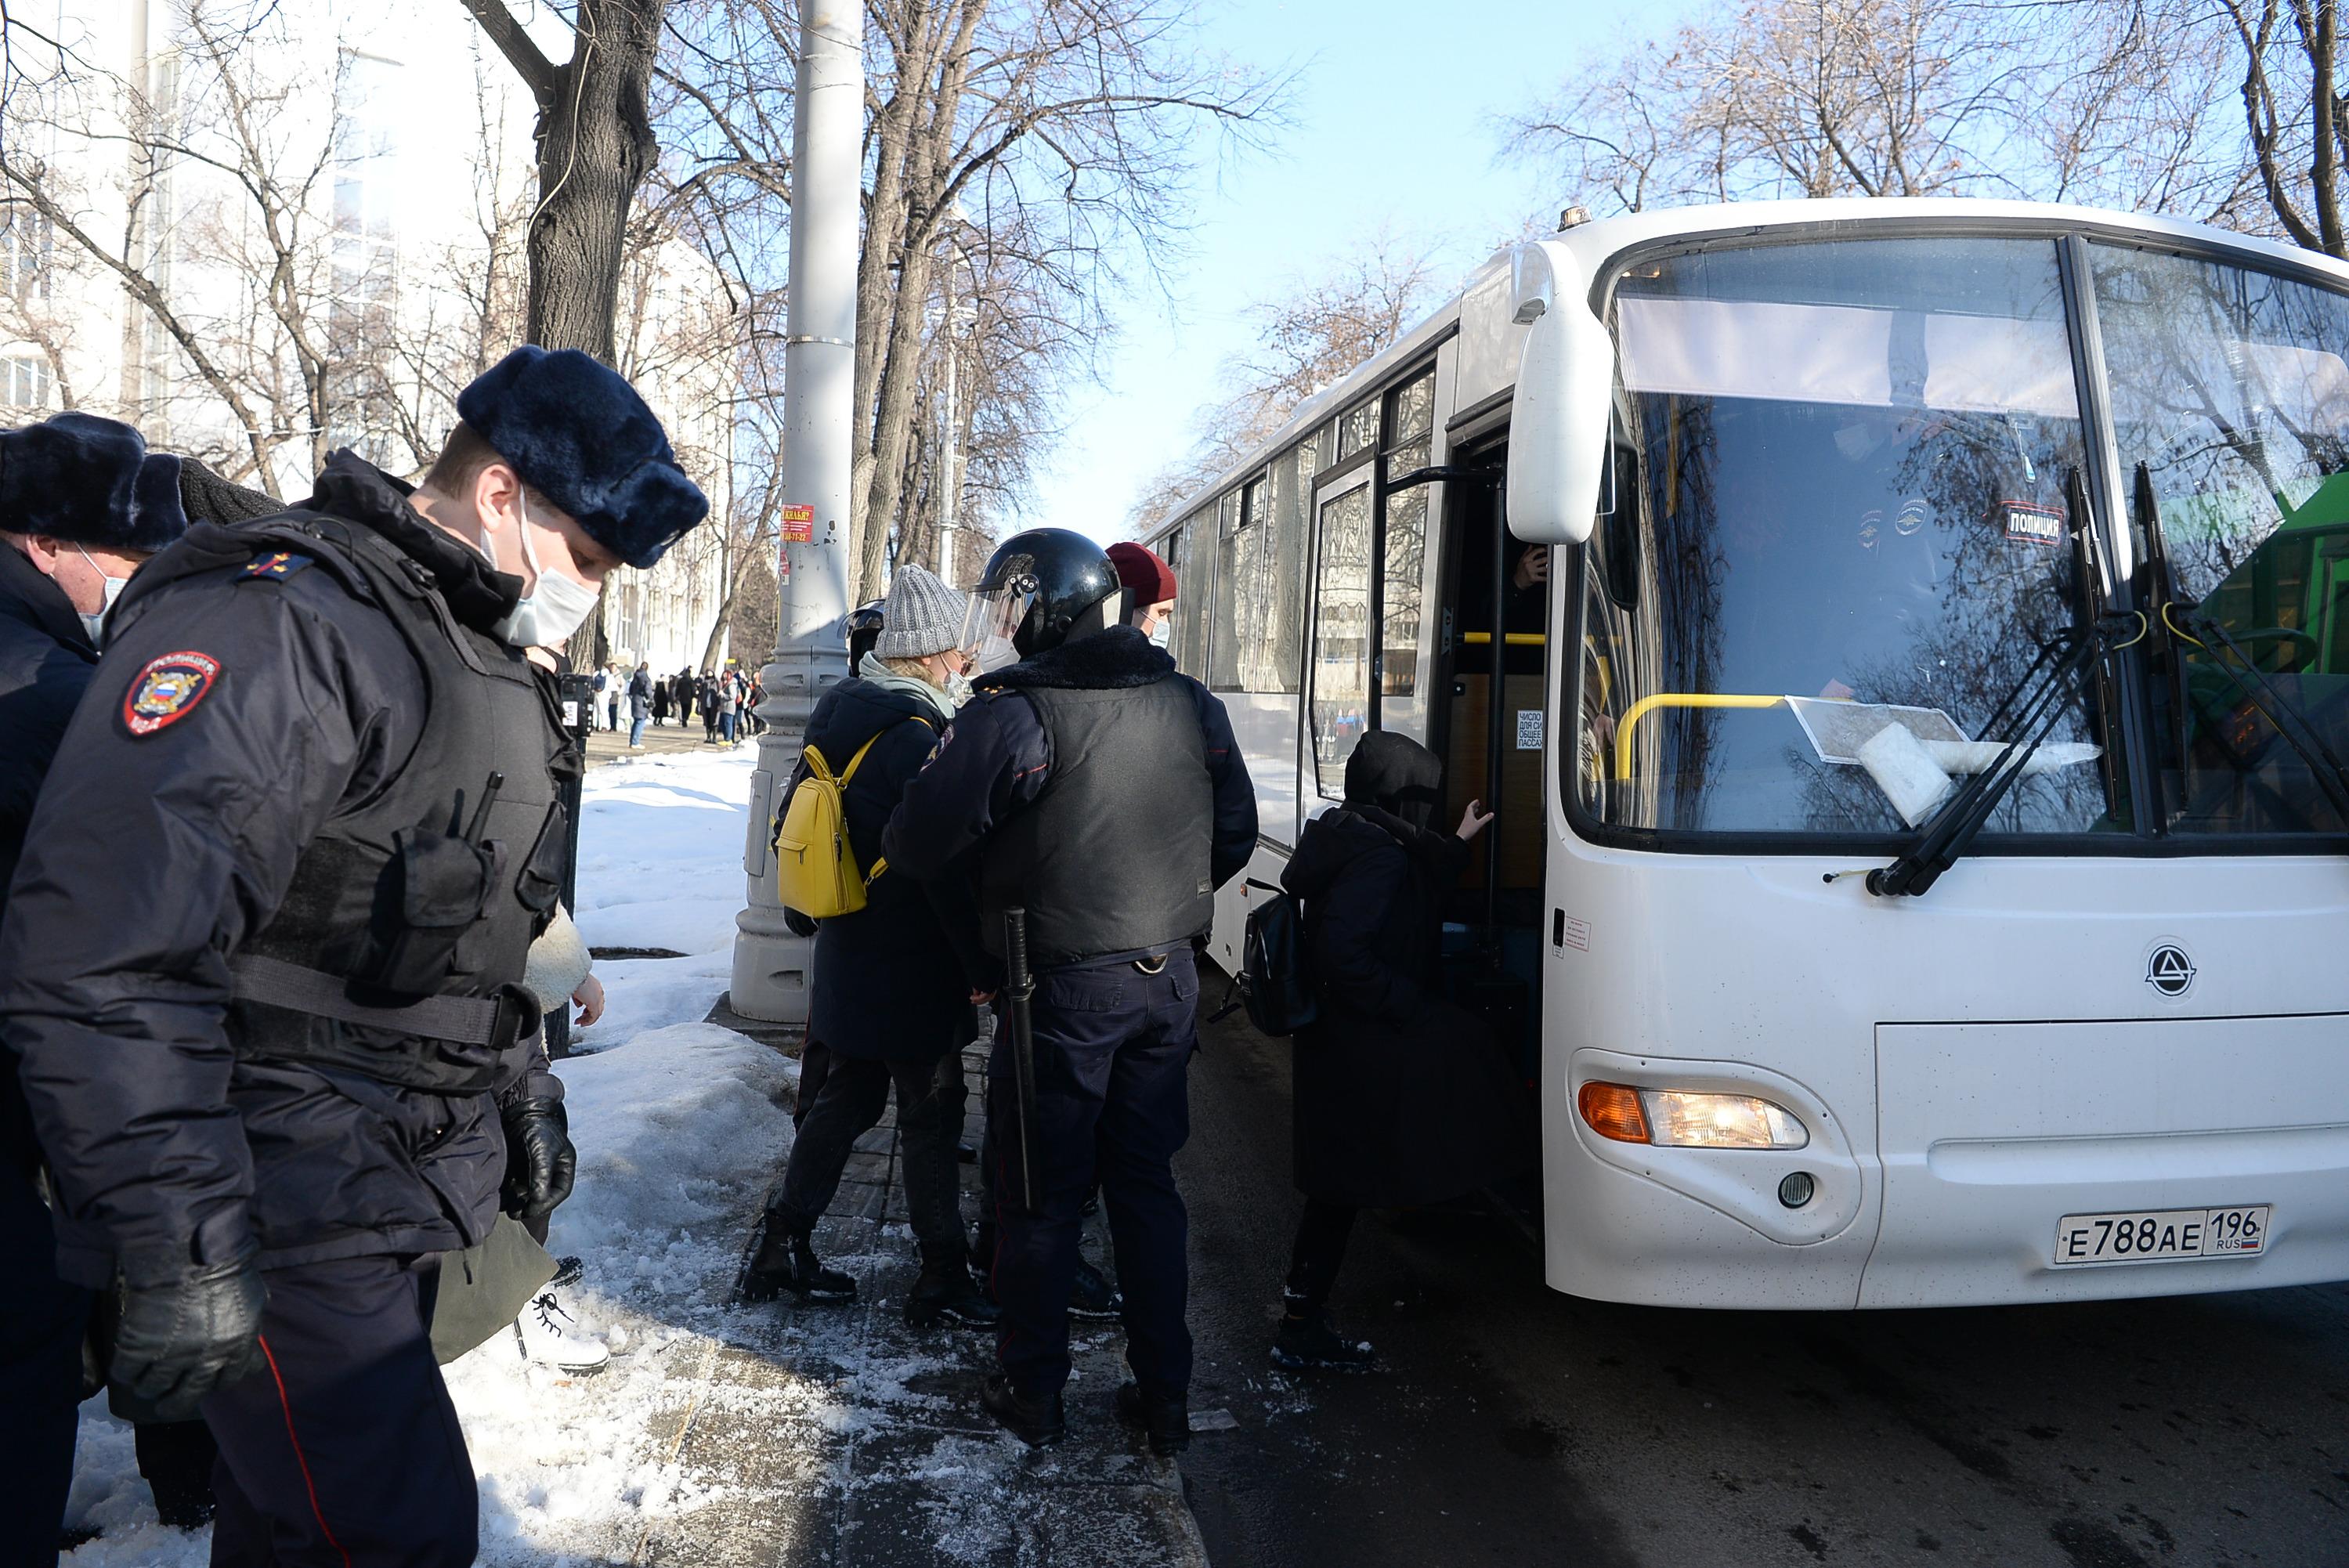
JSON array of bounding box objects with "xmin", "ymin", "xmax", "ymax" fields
[
  {"xmin": 626, "ymin": 1012, "xmax": 1209, "ymax": 1568},
  {"xmin": 582, "ymin": 721, "xmax": 746, "ymax": 770}
]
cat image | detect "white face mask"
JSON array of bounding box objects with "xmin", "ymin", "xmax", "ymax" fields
[
  {"xmin": 74, "ymin": 546, "xmax": 132, "ymax": 645},
  {"xmin": 1147, "ymin": 616, "xmax": 1172, "ymax": 650},
  {"xmin": 482, "ymin": 494, "xmax": 600, "ymax": 649},
  {"xmin": 944, "ymin": 669, "xmax": 974, "ymax": 707}
]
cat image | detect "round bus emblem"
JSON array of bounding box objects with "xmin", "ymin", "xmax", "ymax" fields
[{"xmin": 2145, "ymin": 943, "xmax": 2196, "ymax": 998}]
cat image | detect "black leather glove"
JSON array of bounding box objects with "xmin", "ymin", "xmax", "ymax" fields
[
  {"xmin": 110, "ymin": 1258, "xmax": 267, "ymax": 1422},
  {"xmin": 501, "ymin": 1096, "xmax": 575, "ymax": 1221}
]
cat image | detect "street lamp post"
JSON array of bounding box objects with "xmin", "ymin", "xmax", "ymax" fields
[
  {"xmin": 934, "ymin": 227, "xmax": 975, "ymax": 580},
  {"xmin": 728, "ymin": 0, "xmax": 862, "ymax": 1022}
]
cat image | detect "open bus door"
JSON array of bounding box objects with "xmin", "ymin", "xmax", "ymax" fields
[{"xmin": 1405, "ymin": 437, "xmax": 1549, "ymax": 1074}]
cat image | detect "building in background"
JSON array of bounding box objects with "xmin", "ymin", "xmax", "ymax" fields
[{"xmin": 0, "ymin": 0, "xmax": 746, "ymax": 674}]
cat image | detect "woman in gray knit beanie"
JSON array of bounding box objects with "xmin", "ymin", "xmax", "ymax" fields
[
  {"xmin": 862, "ymin": 564, "xmax": 970, "ymax": 718},
  {"xmin": 739, "ymin": 560, "xmax": 996, "ymax": 1325}
]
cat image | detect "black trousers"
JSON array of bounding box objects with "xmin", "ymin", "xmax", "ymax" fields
[
  {"xmin": 992, "ymin": 948, "xmax": 1197, "ymax": 1400},
  {"xmin": 1285, "ymin": 1198, "xmax": 1359, "ymax": 1313},
  {"xmin": 203, "ymin": 1255, "xmax": 474, "ymax": 1567},
  {"xmin": 770, "ymin": 1050, "xmax": 963, "ymax": 1263},
  {"xmin": 0, "ymin": 1157, "xmax": 88, "ymax": 1566}
]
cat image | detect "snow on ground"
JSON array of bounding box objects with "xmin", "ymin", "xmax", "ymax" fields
[{"xmin": 63, "ymin": 747, "xmax": 791, "ymax": 1564}]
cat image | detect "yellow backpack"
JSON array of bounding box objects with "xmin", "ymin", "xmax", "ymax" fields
[{"xmin": 769, "ymin": 719, "xmax": 929, "ymax": 919}]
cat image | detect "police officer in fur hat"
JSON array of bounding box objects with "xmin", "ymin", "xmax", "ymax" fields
[
  {"xmin": 882, "ymin": 527, "xmax": 1256, "ymax": 1456},
  {"xmin": 0, "ymin": 411, "xmax": 188, "ymax": 1561},
  {"xmin": 0, "ymin": 348, "xmax": 707, "ymax": 1566}
]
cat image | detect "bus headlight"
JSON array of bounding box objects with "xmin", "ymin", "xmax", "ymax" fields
[
  {"xmin": 1577, "ymin": 1081, "xmax": 1809, "ymax": 1149},
  {"xmin": 1642, "ymin": 1090, "xmax": 1808, "ymax": 1150}
]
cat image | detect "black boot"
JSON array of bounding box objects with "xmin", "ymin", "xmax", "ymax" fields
[
  {"xmin": 136, "ymin": 1418, "xmax": 218, "ymax": 1529},
  {"xmin": 1115, "ymin": 1380, "xmax": 1191, "ymax": 1456},
  {"xmin": 1069, "ymin": 1256, "xmax": 1124, "ymax": 1322},
  {"xmin": 1270, "ymin": 1306, "xmax": 1377, "ymax": 1372},
  {"xmin": 739, "ymin": 1213, "xmax": 857, "ymax": 1305},
  {"xmin": 904, "ymin": 1258, "xmax": 1001, "ymax": 1328},
  {"xmin": 980, "ymin": 1373, "xmax": 1066, "ymax": 1447}
]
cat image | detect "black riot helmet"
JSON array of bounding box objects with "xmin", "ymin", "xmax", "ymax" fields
[
  {"xmin": 844, "ymin": 599, "xmax": 886, "ymax": 668},
  {"xmin": 959, "ymin": 527, "xmax": 1124, "ymax": 666}
]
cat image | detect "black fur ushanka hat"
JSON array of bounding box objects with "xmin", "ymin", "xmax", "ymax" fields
[
  {"xmin": 455, "ymin": 347, "xmax": 709, "ymax": 569},
  {"xmin": 0, "ymin": 411, "xmax": 186, "ymax": 551}
]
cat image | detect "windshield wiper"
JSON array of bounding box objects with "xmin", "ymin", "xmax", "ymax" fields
[{"xmin": 1867, "ymin": 624, "xmax": 2116, "ymax": 898}]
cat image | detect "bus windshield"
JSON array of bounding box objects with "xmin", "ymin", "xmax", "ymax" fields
[
  {"xmin": 1582, "ymin": 237, "xmax": 2122, "ymax": 839},
  {"xmin": 2091, "ymin": 244, "xmax": 2349, "ymax": 835}
]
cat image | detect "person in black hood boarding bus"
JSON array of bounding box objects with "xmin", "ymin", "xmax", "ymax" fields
[{"xmin": 1275, "ymin": 731, "xmax": 1535, "ymax": 1371}]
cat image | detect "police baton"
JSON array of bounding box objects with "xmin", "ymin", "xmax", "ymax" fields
[
  {"xmin": 547, "ymin": 670, "xmax": 595, "ymax": 1060},
  {"xmin": 1002, "ymin": 907, "xmax": 1041, "ymax": 1212}
]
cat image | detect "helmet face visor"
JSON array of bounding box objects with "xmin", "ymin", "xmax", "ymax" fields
[{"xmin": 959, "ymin": 583, "xmax": 1032, "ymax": 673}]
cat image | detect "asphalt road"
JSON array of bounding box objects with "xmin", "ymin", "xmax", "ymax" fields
[{"xmin": 1173, "ymin": 1004, "xmax": 2349, "ymax": 1568}]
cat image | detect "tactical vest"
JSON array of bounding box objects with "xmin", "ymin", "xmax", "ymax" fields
[
  {"xmin": 979, "ymin": 675, "xmax": 1213, "ymax": 968},
  {"xmin": 124, "ymin": 512, "xmax": 573, "ymax": 1094}
]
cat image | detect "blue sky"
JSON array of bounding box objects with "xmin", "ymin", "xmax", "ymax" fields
[{"xmin": 1023, "ymin": 0, "xmax": 1692, "ymax": 543}]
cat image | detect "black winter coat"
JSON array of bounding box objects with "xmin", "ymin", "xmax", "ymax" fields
[
  {"xmin": 801, "ymin": 679, "xmax": 992, "ymax": 1060},
  {"xmin": 0, "ymin": 544, "xmax": 98, "ymax": 1177},
  {"xmin": 1281, "ymin": 805, "xmax": 1534, "ymax": 1209}
]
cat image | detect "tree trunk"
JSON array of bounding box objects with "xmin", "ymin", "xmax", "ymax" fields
[{"xmin": 461, "ymin": 0, "xmax": 667, "ymax": 361}]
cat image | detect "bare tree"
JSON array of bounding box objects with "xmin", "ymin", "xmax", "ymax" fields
[
  {"xmin": 663, "ymin": 0, "xmax": 1285, "ymax": 599},
  {"xmin": 1499, "ymin": 0, "xmax": 2245, "ymax": 222},
  {"xmin": 2197, "ymin": 0, "xmax": 2349, "ymax": 255},
  {"xmin": 1130, "ymin": 238, "xmax": 1436, "ymax": 533},
  {"xmin": 0, "ymin": 15, "xmax": 278, "ymax": 478},
  {"xmin": 459, "ymin": 0, "xmax": 670, "ymax": 359}
]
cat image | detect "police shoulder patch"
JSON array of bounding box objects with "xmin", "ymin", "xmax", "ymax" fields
[
  {"xmin": 123, "ymin": 651, "xmax": 222, "ymax": 736},
  {"xmin": 240, "ymin": 551, "xmax": 313, "ymax": 581}
]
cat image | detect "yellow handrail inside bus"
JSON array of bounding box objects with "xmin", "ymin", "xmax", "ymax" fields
[
  {"xmin": 1614, "ymin": 694, "xmax": 1788, "ymax": 780},
  {"xmin": 1460, "ymin": 632, "xmax": 1549, "ymax": 646}
]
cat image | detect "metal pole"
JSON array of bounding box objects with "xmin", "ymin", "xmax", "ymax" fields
[
  {"xmin": 728, "ymin": 0, "xmax": 862, "ymax": 1022},
  {"xmin": 939, "ymin": 312, "xmax": 957, "ymax": 576}
]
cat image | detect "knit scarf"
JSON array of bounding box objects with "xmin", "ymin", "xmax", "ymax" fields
[{"xmin": 858, "ymin": 651, "xmax": 957, "ymax": 723}]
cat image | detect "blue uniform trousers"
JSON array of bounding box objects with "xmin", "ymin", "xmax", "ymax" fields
[
  {"xmin": 990, "ymin": 947, "xmax": 1198, "ymax": 1400},
  {"xmin": 0, "ymin": 1157, "xmax": 88, "ymax": 1567},
  {"xmin": 202, "ymin": 1255, "xmax": 475, "ymax": 1567}
]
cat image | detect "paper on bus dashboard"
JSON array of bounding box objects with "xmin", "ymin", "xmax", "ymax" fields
[{"xmin": 1786, "ymin": 696, "xmax": 2100, "ymax": 774}]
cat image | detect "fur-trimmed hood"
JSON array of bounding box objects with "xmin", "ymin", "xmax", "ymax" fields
[{"xmin": 975, "ymin": 623, "xmax": 1175, "ymax": 692}]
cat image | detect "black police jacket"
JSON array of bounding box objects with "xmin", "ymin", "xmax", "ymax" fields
[
  {"xmin": 881, "ymin": 626, "xmax": 1257, "ymax": 969},
  {"xmin": 0, "ymin": 544, "xmax": 98, "ymax": 1178},
  {"xmin": 0, "ymin": 453, "xmax": 565, "ymax": 1288}
]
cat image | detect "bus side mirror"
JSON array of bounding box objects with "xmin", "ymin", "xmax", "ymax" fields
[{"xmin": 1505, "ymin": 240, "xmax": 1613, "ymax": 547}]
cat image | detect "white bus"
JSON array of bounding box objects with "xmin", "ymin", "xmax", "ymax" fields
[{"xmin": 1143, "ymin": 198, "xmax": 2349, "ymax": 1310}]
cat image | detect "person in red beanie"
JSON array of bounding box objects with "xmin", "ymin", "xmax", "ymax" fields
[{"xmin": 1105, "ymin": 541, "xmax": 1177, "ymax": 649}]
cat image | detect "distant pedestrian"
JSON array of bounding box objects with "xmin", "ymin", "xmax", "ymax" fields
[
  {"xmin": 652, "ymin": 672, "xmax": 670, "ymax": 728},
  {"xmin": 591, "ymin": 661, "xmax": 612, "ymax": 729},
  {"xmin": 628, "ymin": 662, "xmax": 653, "ymax": 748},
  {"xmin": 719, "ymin": 669, "xmax": 741, "ymax": 745},
  {"xmin": 743, "ymin": 565, "xmax": 996, "ymax": 1331},
  {"xmin": 674, "ymin": 668, "xmax": 696, "ymax": 728},
  {"xmin": 884, "ymin": 528, "xmax": 1256, "ymax": 1456},
  {"xmin": 743, "ymin": 672, "xmax": 766, "ymax": 736},
  {"xmin": 1275, "ymin": 732, "xmax": 1534, "ymax": 1371},
  {"xmin": 701, "ymin": 672, "xmax": 721, "ymax": 743}
]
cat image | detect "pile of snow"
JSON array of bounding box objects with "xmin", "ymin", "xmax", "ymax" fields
[{"xmin": 64, "ymin": 747, "xmax": 784, "ymax": 1564}]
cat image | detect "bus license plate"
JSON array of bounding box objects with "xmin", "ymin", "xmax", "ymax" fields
[{"xmin": 2052, "ymin": 1205, "xmax": 2269, "ymax": 1266}]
